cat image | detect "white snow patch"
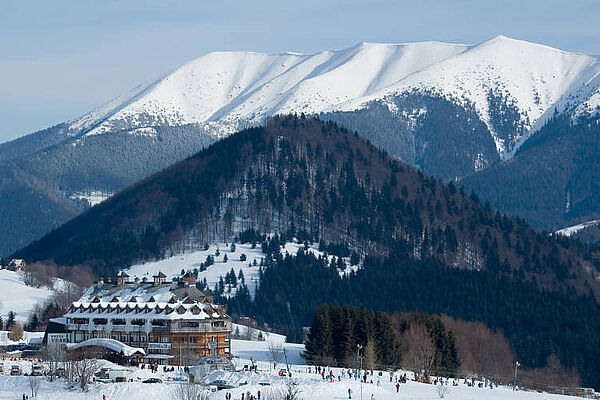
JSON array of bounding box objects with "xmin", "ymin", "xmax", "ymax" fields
[
  {"xmin": 69, "ymin": 190, "xmax": 113, "ymax": 206},
  {"xmin": 554, "ymin": 220, "xmax": 600, "ymax": 237}
]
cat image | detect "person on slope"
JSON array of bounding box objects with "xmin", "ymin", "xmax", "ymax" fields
[{"xmin": 348, "ymin": 388, "xmax": 353, "ymax": 399}]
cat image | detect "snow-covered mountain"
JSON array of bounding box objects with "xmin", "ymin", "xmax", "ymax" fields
[
  {"xmin": 69, "ymin": 35, "xmax": 600, "ymax": 158},
  {"xmin": 2, "ymin": 35, "xmax": 600, "ymax": 257}
]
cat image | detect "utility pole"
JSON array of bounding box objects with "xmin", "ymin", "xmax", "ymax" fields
[
  {"xmin": 283, "ymin": 347, "xmax": 290, "ymax": 373},
  {"xmin": 513, "ymin": 361, "xmax": 520, "ymax": 391},
  {"xmin": 357, "ymin": 344, "xmax": 364, "ymax": 400}
]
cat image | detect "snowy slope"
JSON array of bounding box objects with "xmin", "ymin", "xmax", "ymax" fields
[
  {"xmin": 125, "ymin": 243, "xmax": 266, "ymax": 296},
  {"xmin": 125, "ymin": 241, "xmax": 350, "ymax": 297},
  {"xmin": 0, "ymin": 270, "xmax": 54, "ymax": 323},
  {"xmin": 555, "ymin": 220, "xmax": 600, "ymax": 237},
  {"xmin": 68, "ymin": 36, "xmax": 600, "ymax": 159}
]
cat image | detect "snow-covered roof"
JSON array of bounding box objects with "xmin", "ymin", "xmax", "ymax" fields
[
  {"xmin": 145, "ymin": 354, "xmax": 174, "ymax": 359},
  {"xmin": 66, "ymin": 300, "xmax": 224, "ymax": 321},
  {"xmin": 68, "ymin": 283, "xmax": 226, "ymax": 321},
  {"xmin": 67, "ymin": 338, "xmax": 145, "ymax": 356}
]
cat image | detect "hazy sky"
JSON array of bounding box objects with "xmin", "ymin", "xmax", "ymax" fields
[{"xmin": 2, "ymin": 0, "xmax": 599, "ymax": 143}]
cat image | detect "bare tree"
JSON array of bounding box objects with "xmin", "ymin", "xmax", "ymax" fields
[
  {"xmin": 9, "ymin": 322, "xmax": 23, "ymax": 341},
  {"xmin": 243, "ymin": 325, "xmax": 252, "ymax": 340},
  {"xmin": 435, "ymin": 384, "xmax": 449, "ymax": 398},
  {"xmin": 53, "ymin": 281, "xmax": 84, "ymax": 309},
  {"xmin": 363, "ymin": 340, "xmax": 376, "ymax": 370},
  {"xmin": 28, "ymin": 376, "xmax": 40, "ymax": 397},
  {"xmin": 401, "ymin": 324, "xmax": 435, "ymax": 378},
  {"xmin": 43, "ymin": 343, "xmax": 67, "ymax": 381},
  {"xmin": 284, "ymin": 379, "xmax": 302, "ymax": 400},
  {"xmin": 173, "ymin": 381, "xmax": 206, "ymax": 400},
  {"xmin": 268, "ymin": 341, "xmax": 284, "ymax": 368},
  {"xmin": 261, "ymin": 387, "xmax": 285, "ymax": 400},
  {"xmin": 73, "ymin": 358, "xmax": 100, "ymax": 389}
]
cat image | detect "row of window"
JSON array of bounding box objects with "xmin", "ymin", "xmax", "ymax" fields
[
  {"xmin": 73, "ymin": 318, "xmax": 227, "ymax": 328},
  {"xmin": 74, "ymin": 332, "xmax": 173, "ymax": 343},
  {"xmin": 72, "ymin": 318, "xmax": 168, "ymax": 327}
]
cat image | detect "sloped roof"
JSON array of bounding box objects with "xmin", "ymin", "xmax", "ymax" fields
[{"xmin": 67, "ymin": 338, "xmax": 145, "ymax": 356}]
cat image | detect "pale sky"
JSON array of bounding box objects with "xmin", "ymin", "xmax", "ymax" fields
[{"xmin": 1, "ymin": 0, "xmax": 599, "ymax": 143}]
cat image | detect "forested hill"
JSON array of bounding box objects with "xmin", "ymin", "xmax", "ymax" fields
[{"xmin": 16, "ymin": 116, "xmax": 600, "ymax": 297}]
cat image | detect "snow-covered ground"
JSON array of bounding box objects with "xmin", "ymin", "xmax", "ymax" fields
[
  {"xmin": 125, "ymin": 240, "xmax": 352, "ymax": 296},
  {"xmin": 554, "ymin": 220, "xmax": 600, "ymax": 237},
  {"xmin": 68, "ymin": 190, "xmax": 113, "ymax": 207},
  {"xmin": 126, "ymin": 243, "xmax": 266, "ymax": 296},
  {"xmin": 0, "ymin": 349, "xmax": 588, "ymax": 400},
  {"xmin": 0, "ymin": 270, "xmax": 54, "ymax": 323}
]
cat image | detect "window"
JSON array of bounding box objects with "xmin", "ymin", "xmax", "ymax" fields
[
  {"xmin": 211, "ymin": 321, "xmax": 225, "ymax": 328},
  {"xmin": 182, "ymin": 337, "xmax": 197, "ymax": 343},
  {"xmin": 112, "ymin": 318, "xmax": 126, "ymax": 325},
  {"xmin": 140, "ymin": 335, "xmax": 146, "ymax": 343},
  {"xmin": 180, "ymin": 321, "xmax": 199, "ymax": 328},
  {"xmin": 131, "ymin": 319, "xmax": 145, "ymax": 326},
  {"xmin": 72, "ymin": 318, "xmax": 89, "ymax": 325},
  {"xmin": 151, "ymin": 319, "xmax": 166, "ymax": 327},
  {"xmin": 93, "ymin": 318, "xmax": 107, "ymax": 325}
]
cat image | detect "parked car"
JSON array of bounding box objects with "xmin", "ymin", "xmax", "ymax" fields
[
  {"xmin": 10, "ymin": 365, "xmax": 21, "ymax": 376},
  {"xmin": 210, "ymin": 379, "xmax": 235, "ymax": 390},
  {"xmin": 31, "ymin": 363, "xmax": 43, "ymax": 376},
  {"xmin": 142, "ymin": 378, "xmax": 163, "ymax": 383}
]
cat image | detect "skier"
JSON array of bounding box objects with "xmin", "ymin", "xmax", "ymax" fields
[
  {"xmin": 348, "ymin": 388, "xmax": 353, "ymax": 399},
  {"xmin": 257, "ymin": 390, "xmax": 261, "ymax": 399},
  {"xmin": 396, "ymin": 382, "xmax": 400, "ymax": 392}
]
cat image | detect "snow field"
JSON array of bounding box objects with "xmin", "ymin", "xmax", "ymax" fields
[{"xmin": 0, "ymin": 270, "xmax": 54, "ymax": 324}]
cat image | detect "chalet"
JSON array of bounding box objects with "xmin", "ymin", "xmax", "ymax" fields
[
  {"xmin": 62, "ymin": 271, "xmax": 231, "ymax": 365},
  {"xmin": 6, "ymin": 259, "xmax": 26, "ymax": 271}
]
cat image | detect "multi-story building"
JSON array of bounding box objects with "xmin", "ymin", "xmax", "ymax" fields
[{"xmin": 63, "ymin": 271, "xmax": 232, "ymax": 364}]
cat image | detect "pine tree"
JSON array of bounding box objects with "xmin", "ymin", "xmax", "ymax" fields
[
  {"xmin": 26, "ymin": 313, "xmax": 40, "ymax": 332},
  {"xmin": 238, "ymin": 269, "xmax": 245, "ymax": 284},
  {"xmin": 230, "ymin": 268, "xmax": 237, "ymax": 286},
  {"xmin": 5, "ymin": 311, "xmax": 16, "ymax": 330},
  {"xmin": 304, "ymin": 306, "xmax": 334, "ymax": 364}
]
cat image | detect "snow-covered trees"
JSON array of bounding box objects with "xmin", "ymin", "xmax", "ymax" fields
[
  {"xmin": 72, "ymin": 358, "xmax": 100, "ymax": 389},
  {"xmin": 268, "ymin": 342, "xmax": 284, "ymax": 368}
]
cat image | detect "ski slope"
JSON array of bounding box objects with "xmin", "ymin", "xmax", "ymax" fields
[
  {"xmin": 68, "ymin": 36, "xmax": 600, "ymax": 159},
  {"xmin": 0, "ymin": 270, "xmax": 54, "ymax": 323}
]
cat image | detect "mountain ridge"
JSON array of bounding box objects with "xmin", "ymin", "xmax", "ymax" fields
[{"xmin": 2, "ymin": 36, "xmax": 600, "ymax": 256}]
